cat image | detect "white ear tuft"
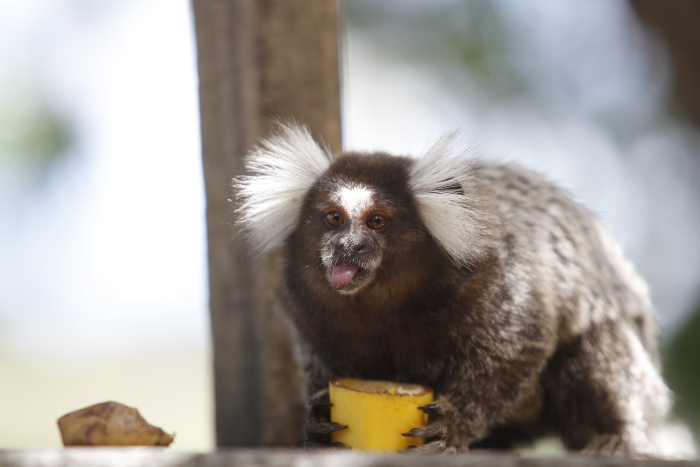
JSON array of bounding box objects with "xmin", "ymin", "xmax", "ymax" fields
[
  {"xmin": 409, "ymin": 133, "xmax": 488, "ymax": 266},
  {"xmin": 234, "ymin": 124, "xmax": 333, "ymax": 255}
]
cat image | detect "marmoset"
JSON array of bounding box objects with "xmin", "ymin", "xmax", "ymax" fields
[{"xmin": 234, "ymin": 124, "xmax": 692, "ymax": 457}]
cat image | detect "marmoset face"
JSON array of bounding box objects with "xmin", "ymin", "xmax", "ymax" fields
[
  {"xmin": 300, "ymin": 153, "xmax": 425, "ymax": 295},
  {"xmin": 318, "ymin": 183, "xmax": 391, "ymax": 294}
]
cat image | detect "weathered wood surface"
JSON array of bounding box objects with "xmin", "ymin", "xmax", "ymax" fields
[
  {"xmin": 631, "ymin": 0, "xmax": 700, "ymax": 128},
  {"xmin": 192, "ymin": 0, "xmax": 342, "ymax": 448},
  {"xmin": 1, "ymin": 449, "xmax": 698, "ymax": 467}
]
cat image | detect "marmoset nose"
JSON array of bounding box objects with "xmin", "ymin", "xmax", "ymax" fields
[{"xmin": 336, "ymin": 240, "xmax": 367, "ymax": 257}]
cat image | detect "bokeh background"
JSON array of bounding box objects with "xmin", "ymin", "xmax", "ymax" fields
[{"xmin": 1, "ymin": 0, "xmax": 698, "ymax": 451}]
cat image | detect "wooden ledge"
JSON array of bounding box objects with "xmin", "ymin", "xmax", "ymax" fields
[{"xmin": 1, "ymin": 448, "xmax": 698, "ymax": 467}]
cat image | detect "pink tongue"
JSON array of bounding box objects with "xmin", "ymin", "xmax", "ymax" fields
[{"xmin": 331, "ymin": 264, "xmax": 359, "ymax": 290}]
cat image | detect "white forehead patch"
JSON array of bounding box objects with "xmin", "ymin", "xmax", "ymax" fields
[{"xmin": 335, "ymin": 185, "xmax": 374, "ymax": 218}]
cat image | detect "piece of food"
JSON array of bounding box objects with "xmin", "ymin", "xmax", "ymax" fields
[
  {"xmin": 329, "ymin": 377, "xmax": 433, "ymax": 452},
  {"xmin": 57, "ymin": 401, "xmax": 174, "ymax": 446}
]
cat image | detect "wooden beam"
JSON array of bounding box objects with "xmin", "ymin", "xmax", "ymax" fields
[
  {"xmin": 192, "ymin": 0, "xmax": 342, "ymax": 447},
  {"xmin": 3, "ymin": 449, "xmax": 699, "ymax": 466}
]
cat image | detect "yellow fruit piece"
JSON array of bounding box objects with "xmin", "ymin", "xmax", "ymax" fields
[{"xmin": 329, "ymin": 377, "xmax": 433, "ymax": 452}]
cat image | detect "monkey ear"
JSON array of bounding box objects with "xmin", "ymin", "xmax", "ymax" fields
[
  {"xmin": 409, "ymin": 133, "xmax": 489, "ymax": 266},
  {"xmin": 234, "ymin": 123, "xmax": 333, "ymax": 255}
]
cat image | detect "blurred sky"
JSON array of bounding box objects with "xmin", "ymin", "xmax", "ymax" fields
[
  {"xmin": 0, "ymin": 0, "xmax": 212, "ymax": 450},
  {"xmin": 1, "ymin": 0, "xmax": 699, "ymax": 450},
  {"xmin": 343, "ymin": 0, "xmax": 700, "ymax": 333}
]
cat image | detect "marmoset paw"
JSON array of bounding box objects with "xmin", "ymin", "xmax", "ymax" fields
[
  {"xmin": 401, "ymin": 400, "xmax": 460, "ymax": 454},
  {"xmin": 402, "ymin": 422, "xmax": 458, "ymax": 454},
  {"xmin": 301, "ymin": 389, "xmax": 347, "ymax": 448}
]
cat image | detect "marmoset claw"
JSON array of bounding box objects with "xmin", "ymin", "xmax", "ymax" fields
[
  {"xmin": 418, "ymin": 401, "xmax": 449, "ymax": 415},
  {"xmin": 306, "ymin": 421, "xmax": 347, "ymax": 435},
  {"xmin": 403, "ymin": 439, "xmax": 459, "ymax": 454},
  {"xmin": 402, "ymin": 422, "xmax": 447, "ymax": 440}
]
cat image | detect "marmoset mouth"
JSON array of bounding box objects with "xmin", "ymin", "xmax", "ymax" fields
[{"xmin": 331, "ymin": 263, "xmax": 360, "ymax": 290}]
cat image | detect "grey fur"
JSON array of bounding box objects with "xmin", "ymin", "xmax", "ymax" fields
[{"xmin": 235, "ymin": 129, "xmax": 694, "ymax": 458}]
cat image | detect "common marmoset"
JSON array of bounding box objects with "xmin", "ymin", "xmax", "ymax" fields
[{"xmin": 234, "ymin": 124, "xmax": 691, "ymax": 457}]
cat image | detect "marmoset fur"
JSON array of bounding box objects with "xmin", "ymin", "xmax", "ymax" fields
[{"xmin": 234, "ymin": 124, "xmax": 693, "ymax": 457}]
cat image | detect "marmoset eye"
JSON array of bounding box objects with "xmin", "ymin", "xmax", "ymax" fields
[
  {"xmin": 368, "ymin": 215, "xmax": 388, "ymax": 230},
  {"xmin": 326, "ymin": 212, "xmax": 343, "ymax": 227}
]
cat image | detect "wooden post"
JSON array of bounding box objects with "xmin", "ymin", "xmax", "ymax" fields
[
  {"xmin": 192, "ymin": 0, "xmax": 342, "ymax": 447},
  {"xmin": 631, "ymin": 0, "xmax": 700, "ymax": 129}
]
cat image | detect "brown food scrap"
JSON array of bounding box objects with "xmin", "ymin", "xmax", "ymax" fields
[{"xmin": 57, "ymin": 401, "xmax": 174, "ymax": 446}]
